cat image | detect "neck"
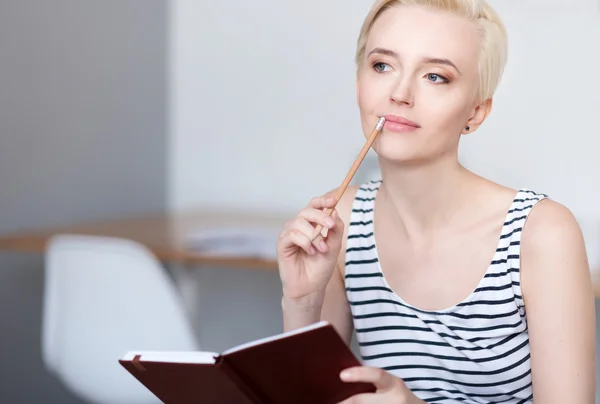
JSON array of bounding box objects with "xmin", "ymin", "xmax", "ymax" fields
[{"xmin": 377, "ymin": 154, "xmax": 479, "ymax": 240}]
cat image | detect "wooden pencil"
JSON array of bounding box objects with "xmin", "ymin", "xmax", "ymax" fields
[{"xmin": 312, "ymin": 117, "xmax": 385, "ymax": 241}]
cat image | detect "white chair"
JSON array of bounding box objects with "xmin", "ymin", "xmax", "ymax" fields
[{"xmin": 42, "ymin": 234, "xmax": 200, "ymax": 404}]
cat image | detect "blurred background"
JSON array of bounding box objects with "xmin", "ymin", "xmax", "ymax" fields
[{"xmin": 1, "ymin": 0, "xmax": 599, "ymax": 402}]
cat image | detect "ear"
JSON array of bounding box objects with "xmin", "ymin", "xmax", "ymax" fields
[{"xmin": 463, "ymin": 98, "xmax": 493, "ymax": 135}]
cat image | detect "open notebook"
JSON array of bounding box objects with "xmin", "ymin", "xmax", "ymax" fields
[{"xmin": 119, "ymin": 321, "xmax": 374, "ymax": 404}]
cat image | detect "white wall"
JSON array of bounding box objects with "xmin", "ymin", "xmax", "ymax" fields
[
  {"xmin": 168, "ymin": 0, "xmax": 600, "ymax": 261},
  {"xmin": 169, "ymin": 0, "xmax": 377, "ymax": 214}
]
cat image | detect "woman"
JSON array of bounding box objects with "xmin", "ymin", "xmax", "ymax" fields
[{"xmin": 276, "ymin": 0, "xmax": 596, "ymax": 403}]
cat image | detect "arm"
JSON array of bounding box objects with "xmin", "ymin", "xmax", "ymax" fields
[
  {"xmin": 320, "ymin": 262, "xmax": 354, "ymax": 345},
  {"xmin": 321, "ymin": 185, "xmax": 360, "ymax": 345},
  {"xmin": 521, "ymin": 200, "xmax": 596, "ymax": 403},
  {"xmin": 282, "ymin": 185, "xmax": 359, "ymax": 345},
  {"xmin": 281, "ymin": 262, "xmax": 352, "ymax": 342}
]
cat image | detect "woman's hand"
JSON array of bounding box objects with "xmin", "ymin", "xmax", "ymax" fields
[
  {"xmin": 277, "ymin": 194, "xmax": 345, "ymax": 305},
  {"xmin": 337, "ymin": 366, "xmax": 425, "ymax": 404}
]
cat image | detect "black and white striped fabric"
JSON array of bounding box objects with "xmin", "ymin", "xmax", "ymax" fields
[{"xmin": 345, "ymin": 180, "xmax": 548, "ymax": 404}]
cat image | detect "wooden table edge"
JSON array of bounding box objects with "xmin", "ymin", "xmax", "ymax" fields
[{"xmin": 0, "ymin": 236, "xmax": 279, "ymax": 271}]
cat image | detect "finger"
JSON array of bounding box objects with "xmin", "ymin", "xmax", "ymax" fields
[
  {"xmin": 307, "ymin": 195, "xmax": 339, "ymax": 242},
  {"xmin": 296, "ymin": 208, "xmax": 337, "ymax": 252},
  {"xmin": 308, "ymin": 195, "xmax": 338, "ymax": 210},
  {"xmin": 288, "ymin": 217, "xmax": 329, "ymax": 253},
  {"xmin": 297, "ymin": 207, "xmax": 337, "ymax": 232},
  {"xmin": 340, "ymin": 366, "xmax": 399, "ymax": 392},
  {"xmin": 312, "ymin": 208, "xmax": 345, "ymax": 252},
  {"xmin": 279, "ymin": 229, "xmax": 315, "ymax": 256},
  {"xmin": 324, "ymin": 209, "xmax": 344, "ymax": 242}
]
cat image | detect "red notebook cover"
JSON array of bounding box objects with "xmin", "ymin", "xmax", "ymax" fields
[{"xmin": 119, "ymin": 321, "xmax": 375, "ymax": 404}]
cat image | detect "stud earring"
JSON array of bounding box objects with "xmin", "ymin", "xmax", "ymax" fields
[{"xmin": 465, "ymin": 126, "xmax": 470, "ymax": 131}]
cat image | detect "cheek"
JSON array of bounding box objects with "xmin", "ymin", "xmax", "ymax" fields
[
  {"xmin": 421, "ymin": 92, "xmax": 472, "ymax": 129},
  {"xmin": 357, "ymin": 78, "xmax": 388, "ymax": 114},
  {"xmin": 357, "ymin": 82, "xmax": 374, "ymax": 113}
]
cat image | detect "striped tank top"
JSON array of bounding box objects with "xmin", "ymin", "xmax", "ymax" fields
[{"xmin": 345, "ymin": 180, "xmax": 548, "ymax": 404}]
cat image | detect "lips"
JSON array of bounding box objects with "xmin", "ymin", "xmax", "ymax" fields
[
  {"xmin": 382, "ymin": 114, "xmax": 420, "ymax": 128},
  {"xmin": 381, "ymin": 114, "xmax": 420, "ymax": 133}
]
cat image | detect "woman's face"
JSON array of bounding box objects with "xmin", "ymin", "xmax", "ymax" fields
[{"xmin": 357, "ymin": 5, "xmax": 489, "ymax": 164}]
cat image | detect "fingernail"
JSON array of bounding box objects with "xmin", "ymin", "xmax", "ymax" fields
[
  {"xmin": 325, "ymin": 217, "xmax": 335, "ymax": 228},
  {"xmin": 340, "ymin": 370, "xmax": 352, "ymax": 380},
  {"xmin": 320, "ymin": 241, "xmax": 328, "ymax": 252}
]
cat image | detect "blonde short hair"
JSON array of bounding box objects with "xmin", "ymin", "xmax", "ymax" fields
[{"xmin": 356, "ymin": 0, "xmax": 508, "ymax": 103}]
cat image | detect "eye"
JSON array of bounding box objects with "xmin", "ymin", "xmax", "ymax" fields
[
  {"xmin": 373, "ymin": 62, "xmax": 392, "ymax": 73},
  {"xmin": 426, "ymin": 73, "xmax": 449, "ymax": 84}
]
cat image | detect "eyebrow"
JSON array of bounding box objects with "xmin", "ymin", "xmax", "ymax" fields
[{"xmin": 367, "ymin": 47, "xmax": 462, "ymax": 76}]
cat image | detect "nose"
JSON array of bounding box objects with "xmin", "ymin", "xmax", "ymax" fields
[{"xmin": 390, "ymin": 77, "xmax": 414, "ymax": 107}]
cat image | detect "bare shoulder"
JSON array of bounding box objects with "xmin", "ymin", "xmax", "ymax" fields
[
  {"xmin": 522, "ymin": 198, "xmax": 584, "ymax": 257},
  {"xmin": 519, "ymin": 198, "xmax": 596, "ymax": 401},
  {"xmin": 333, "ymin": 185, "xmax": 361, "ymax": 221},
  {"xmin": 520, "ymin": 197, "xmax": 591, "ymax": 299}
]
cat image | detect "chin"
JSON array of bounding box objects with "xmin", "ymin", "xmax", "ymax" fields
[
  {"xmin": 372, "ymin": 149, "xmax": 424, "ymax": 165},
  {"xmin": 370, "ymin": 131, "xmax": 423, "ymax": 163}
]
